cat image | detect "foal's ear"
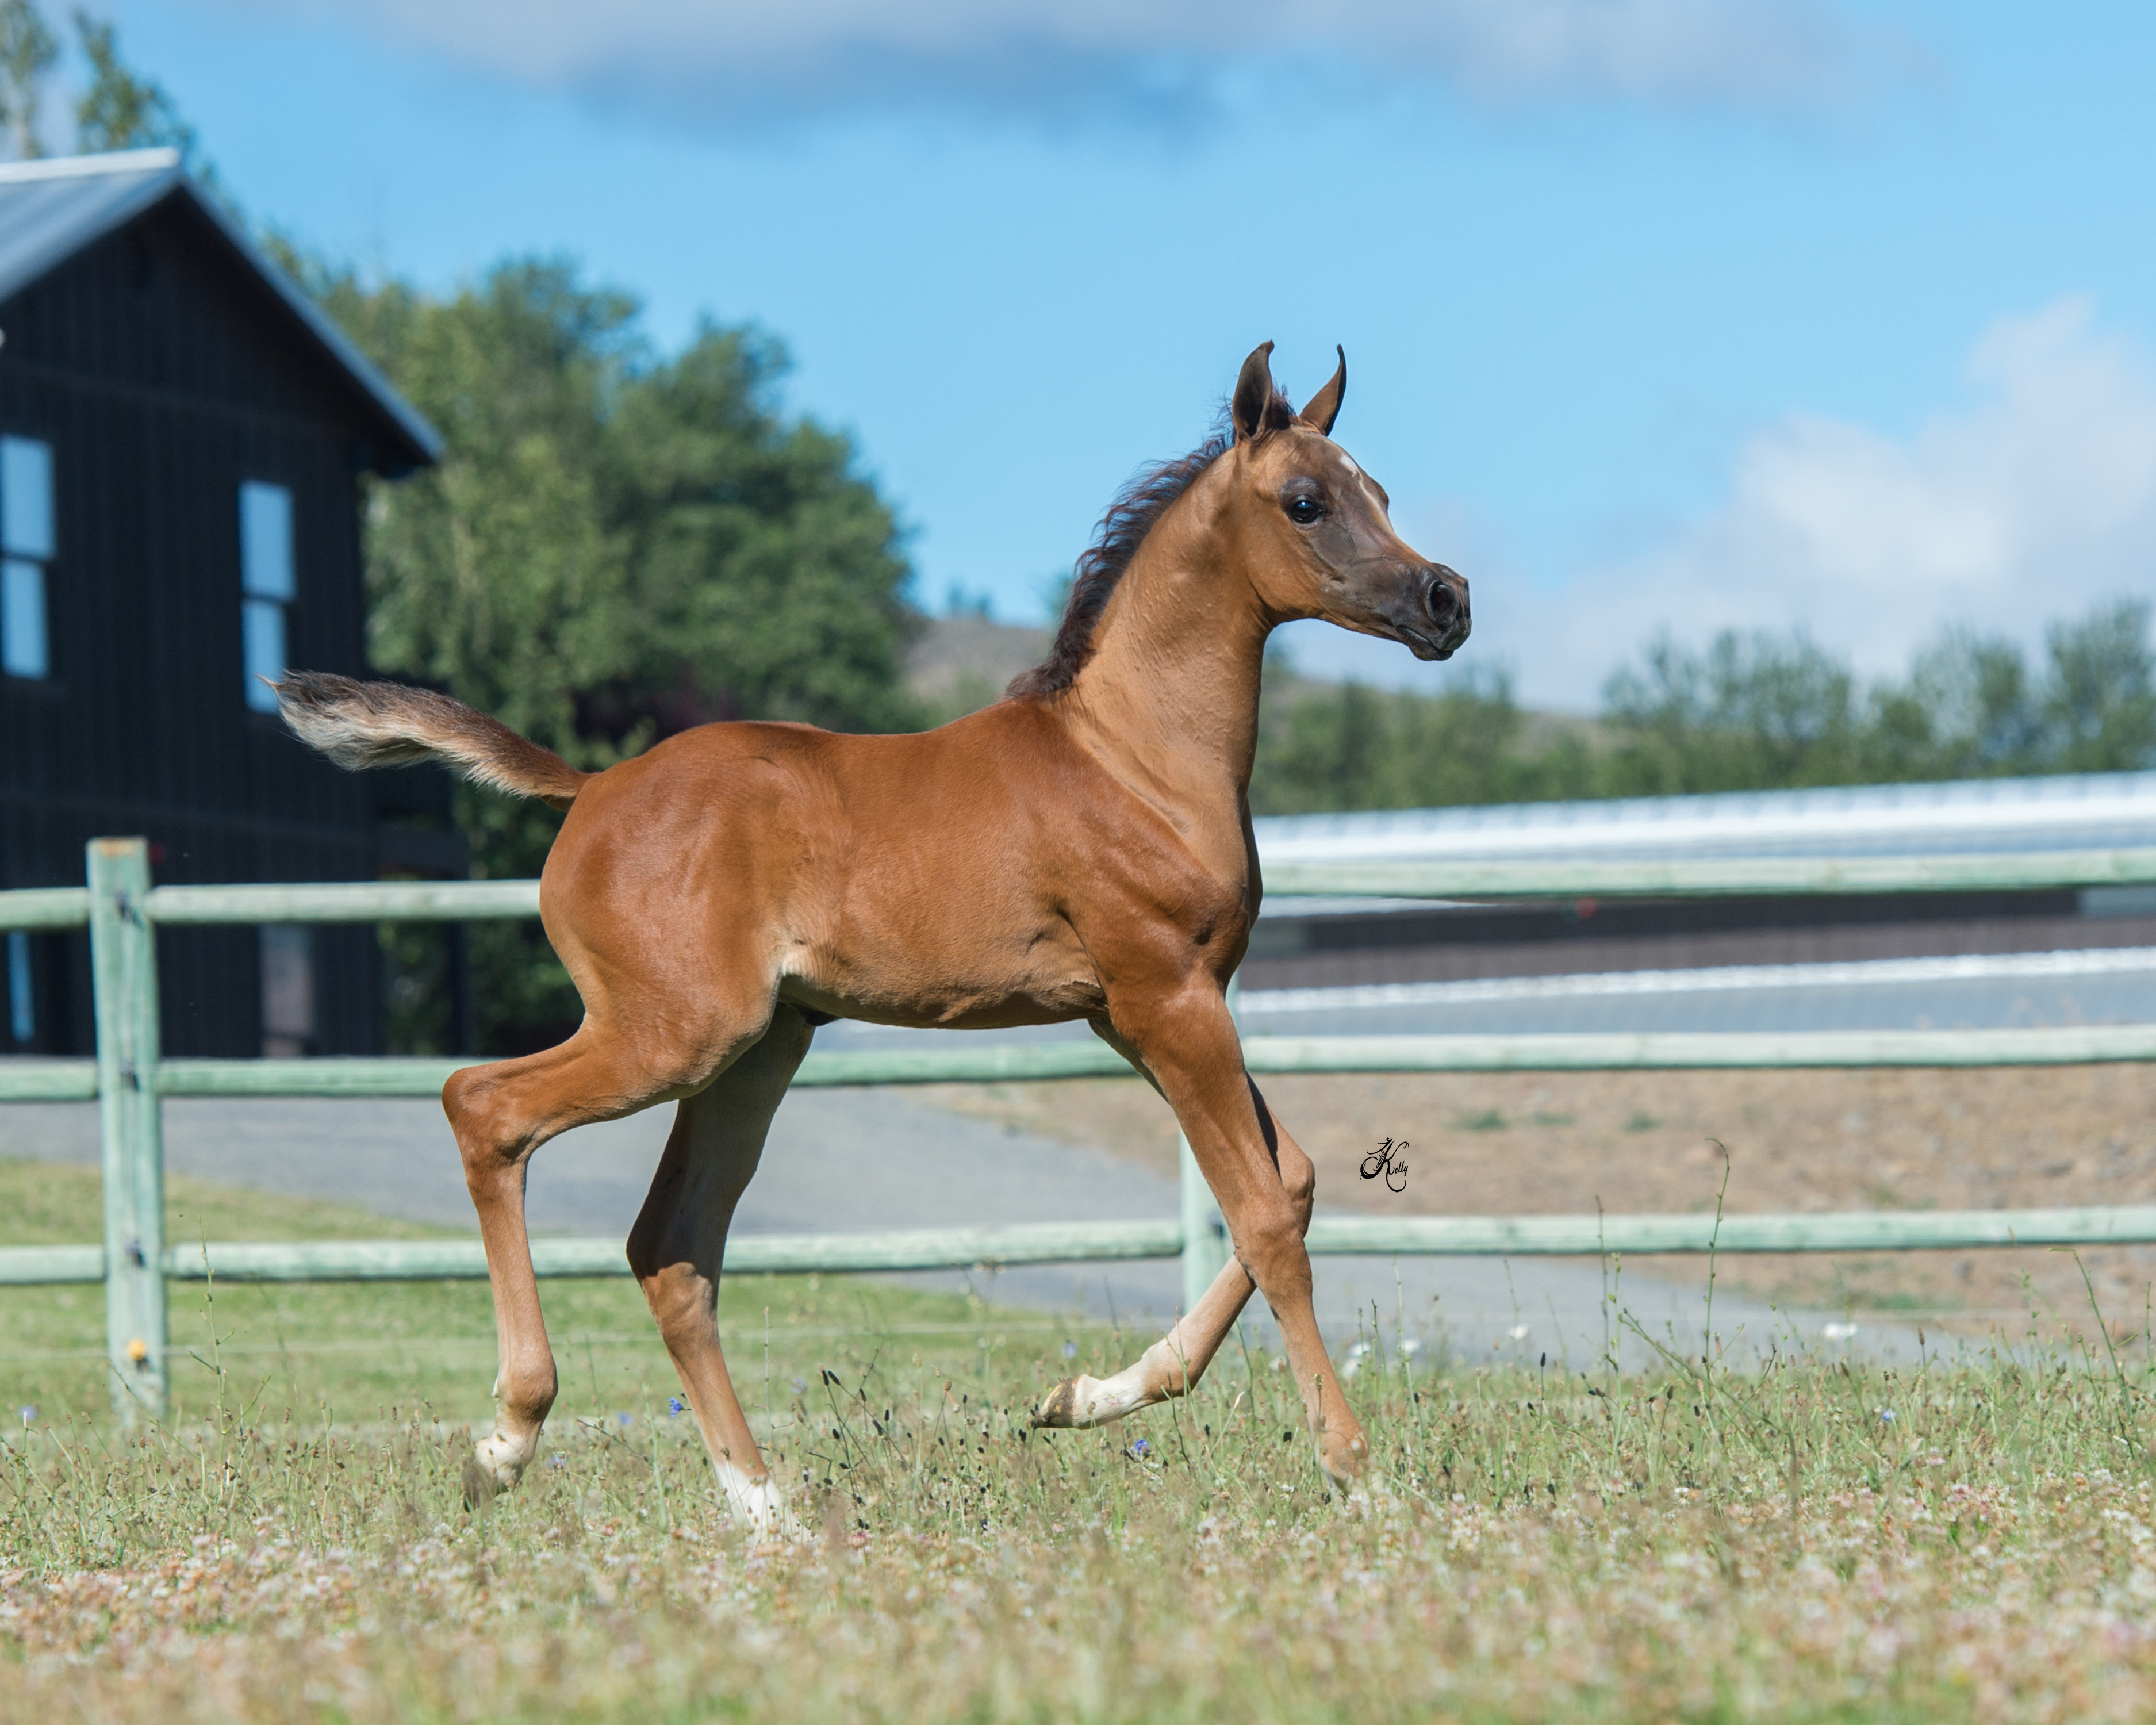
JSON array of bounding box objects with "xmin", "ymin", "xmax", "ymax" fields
[
  {"xmin": 1299, "ymin": 346, "xmax": 1346, "ymax": 437},
  {"xmin": 1232, "ymin": 341, "xmax": 1277, "ymax": 444}
]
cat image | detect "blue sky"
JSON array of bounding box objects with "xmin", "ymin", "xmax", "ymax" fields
[{"xmin": 84, "ymin": 2, "xmax": 2156, "ymax": 708}]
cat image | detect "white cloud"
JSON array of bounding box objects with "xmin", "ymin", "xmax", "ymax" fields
[
  {"xmin": 1500, "ymin": 298, "xmax": 2156, "ymax": 710},
  {"xmin": 241, "ymin": 0, "xmax": 1882, "ymax": 126}
]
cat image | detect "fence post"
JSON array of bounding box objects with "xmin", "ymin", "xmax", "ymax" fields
[
  {"xmin": 1179, "ymin": 977, "xmax": 1236, "ymax": 1313},
  {"xmin": 89, "ymin": 838, "xmax": 167, "ymax": 1423}
]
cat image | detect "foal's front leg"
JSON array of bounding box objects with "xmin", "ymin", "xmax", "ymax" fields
[{"xmin": 1043, "ymin": 988, "xmax": 1369, "ymax": 1486}]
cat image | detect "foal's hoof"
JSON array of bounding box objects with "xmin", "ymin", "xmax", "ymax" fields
[
  {"xmin": 464, "ymin": 1427, "xmax": 532, "ymax": 1508},
  {"xmin": 461, "ymin": 1454, "xmax": 501, "ymax": 1510},
  {"xmin": 1336, "ymin": 1469, "xmax": 1398, "ymax": 1517},
  {"xmin": 1031, "ymin": 1375, "xmax": 1117, "ymax": 1430},
  {"xmin": 1031, "ymin": 1378, "xmax": 1081, "ymax": 1428},
  {"xmin": 1317, "ymin": 1428, "xmax": 1371, "ymax": 1489},
  {"xmin": 716, "ymin": 1462, "xmax": 807, "ymax": 1542}
]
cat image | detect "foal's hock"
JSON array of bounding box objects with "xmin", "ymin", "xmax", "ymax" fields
[{"xmin": 275, "ymin": 340, "xmax": 1470, "ymax": 1530}]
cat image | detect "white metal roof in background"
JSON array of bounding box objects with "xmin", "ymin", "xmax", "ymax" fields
[{"xmin": 1252, "ymin": 771, "xmax": 2156, "ymax": 869}]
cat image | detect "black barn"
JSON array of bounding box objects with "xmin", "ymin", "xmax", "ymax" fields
[{"xmin": 0, "ymin": 148, "xmax": 444, "ymax": 1060}]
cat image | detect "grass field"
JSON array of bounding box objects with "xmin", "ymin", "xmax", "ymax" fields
[{"xmin": 9, "ymin": 1153, "xmax": 2156, "ymax": 1721}]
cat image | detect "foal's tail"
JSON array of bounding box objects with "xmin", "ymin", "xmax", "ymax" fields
[{"xmin": 271, "ymin": 671, "xmax": 588, "ymax": 810}]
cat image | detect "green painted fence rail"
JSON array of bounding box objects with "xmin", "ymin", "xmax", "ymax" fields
[
  {"xmin": 1300, "ymin": 1205, "xmax": 2156, "ymax": 1256},
  {"xmin": 11, "ymin": 1206, "xmax": 2156, "ymax": 1291},
  {"xmin": 0, "ymin": 1059, "xmax": 98, "ymax": 1101},
  {"xmin": 19, "ymin": 847, "xmax": 2156, "ymax": 931},
  {"xmin": 1263, "ymin": 847, "xmax": 2156, "ymax": 900},
  {"xmin": 0, "ymin": 1221, "xmax": 1191, "ymax": 1288},
  {"xmin": 16, "ymin": 1022, "xmax": 2156, "ymax": 1110},
  {"xmin": 13, "ymin": 1021, "xmax": 2154, "ymax": 1109},
  {"xmin": 145, "ymin": 879, "xmax": 543, "ymax": 925},
  {"xmin": 7, "ymin": 838, "xmax": 2156, "ymax": 1416},
  {"xmin": 0, "ymin": 886, "xmax": 90, "ymax": 931},
  {"xmin": 0, "ymin": 1245, "xmax": 106, "ymax": 1285}
]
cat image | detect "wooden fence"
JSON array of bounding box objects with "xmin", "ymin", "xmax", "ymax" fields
[{"xmin": 6, "ymin": 836, "xmax": 2156, "ymax": 1419}]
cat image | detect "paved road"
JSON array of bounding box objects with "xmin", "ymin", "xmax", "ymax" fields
[{"xmin": 3, "ymin": 1082, "xmax": 1918, "ymax": 1371}]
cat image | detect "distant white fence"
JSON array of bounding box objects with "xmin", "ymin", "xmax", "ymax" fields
[{"xmin": 7, "ymin": 837, "xmax": 2156, "ymax": 1420}]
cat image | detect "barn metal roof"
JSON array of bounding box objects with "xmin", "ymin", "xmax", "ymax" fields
[
  {"xmin": 1254, "ymin": 770, "xmax": 2156, "ymax": 868},
  {"xmin": 0, "ymin": 149, "xmax": 442, "ymax": 468}
]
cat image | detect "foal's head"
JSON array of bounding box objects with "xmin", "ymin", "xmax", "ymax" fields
[
  {"xmin": 1010, "ymin": 342, "xmax": 1470, "ymax": 701},
  {"xmin": 1223, "ymin": 341, "xmax": 1470, "ymax": 662}
]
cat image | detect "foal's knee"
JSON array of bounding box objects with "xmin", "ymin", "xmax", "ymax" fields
[{"xmin": 496, "ymin": 1353, "xmax": 559, "ymax": 1427}]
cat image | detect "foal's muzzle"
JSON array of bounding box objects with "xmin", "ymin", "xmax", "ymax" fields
[{"xmin": 1418, "ymin": 565, "xmax": 1471, "ymax": 658}]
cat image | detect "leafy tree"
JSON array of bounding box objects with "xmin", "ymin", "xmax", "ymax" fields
[
  {"xmin": 300, "ymin": 256, "xmax": 921, "ymax": 1051},
  {"xmin": 0, "ymin": 3, "xmax": 185, "ymax": 161},
  {"xmin": 0, "ymin": 0, "xmax": 56, "ymax": 158},
  {"xmin": 71, "ymin": 8, "xmax": 195, "ymax": 157},
  {"xmin": 1249, "ymin": 662, "xmax": 1600, "ymax": 815},
  {"xmin": 1598, "ymin": 631, "xmax": 1865, "ymax": 795},
  {"xmin": 2038, "ymin": 599, "xmax": 2156, "ymax": 771},
  {"xmin": 1867, "ymin": 631, "xmax": 2044, "ymax": 780},
  {"xmin": 1250, "ymin": 599, "xmax": 2156, "ymax": 816}
]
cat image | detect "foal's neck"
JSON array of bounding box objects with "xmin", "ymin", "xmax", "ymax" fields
[{"xmin": 1059, "ymin": 500, "xmax": 1273, "ymax": 832}]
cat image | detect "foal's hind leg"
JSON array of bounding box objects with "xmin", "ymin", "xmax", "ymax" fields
[
  {"xmin": 1035, "ymin": 1079, "xmax": 1315, "ymax": 1428},
  {"xmin": 626, "ymin": 1006, "xmax": 813, "ymax": 1535},
  {"xmin": 446, "ymin": 1019, "xmax": 731, "ymax": 1494}
]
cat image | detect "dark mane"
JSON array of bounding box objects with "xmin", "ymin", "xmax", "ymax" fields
[{"xmin": 1008, "ymin": 393, "xmax": 1295, "ymax": 700}]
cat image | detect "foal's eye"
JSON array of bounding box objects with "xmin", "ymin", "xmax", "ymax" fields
[{"xmin": 1284, "ymin": 496, "xmax": 1326, "ymax": 526}]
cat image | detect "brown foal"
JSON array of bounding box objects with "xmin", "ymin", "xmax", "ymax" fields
[{"xmin": 275, "ymin": 341, "xmax": 1469, "ymax": 1530}]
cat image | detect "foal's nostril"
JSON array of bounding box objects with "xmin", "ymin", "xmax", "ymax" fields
[{"xmin": 1423, "ymin": 576, "xmax": 1459, "ymax": 630}]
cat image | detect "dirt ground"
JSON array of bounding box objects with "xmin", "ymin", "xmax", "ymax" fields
[{"xmin": 911, "ymin": 1064, "xmax": 2156, "ymax": 1340}]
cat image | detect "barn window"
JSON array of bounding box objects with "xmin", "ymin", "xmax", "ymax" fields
[
  {"xmin": 1, "ymin": 434, "xmax": 53, "ymax": 680},
  {"xmin": 259, "ymin": 924, "xmax": 316, "ymax": 1057},
  {"xmin": 6, "ymin": 930, "xmax": 31, "ymax": 1045},
  {"xmin": 240, "ymin": 480, "xmax": 294, "ymax": 711}
]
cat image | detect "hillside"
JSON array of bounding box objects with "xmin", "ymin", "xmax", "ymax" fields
[{"xmin": 904, "ymin": 616, "xmax": 1050, "ymax": 720}]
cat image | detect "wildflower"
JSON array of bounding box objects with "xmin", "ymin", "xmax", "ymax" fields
[
  {"xmin": 669, "ymin": 1397, "xmax": 685, "ymax": 1417},
  {"xmin": 791, "ymin": 1378, "xmax": 807, "ymax": 1394},
  {"xmin": 1062, "ymin": 1341, "xmax": 1078, "ymax": 1359},
  {"xmin": 548, "ymin": 1456, "xmax": 566, "ymax": 1469},
  {"xmin": 617, "ymin": 1413, "xmax": 632, "ymax": 1428},
  {"xmin": 1878, "ymin": 1408, "xmax": 1897, "ymax": 1424},
  {"xmin": 1127, "ymin": 1438, "xmax": 1150, "ymax": 1459},
  {"xmin": 17, "ymin": 1405, "xmax": 34, "ymax": 1425}
]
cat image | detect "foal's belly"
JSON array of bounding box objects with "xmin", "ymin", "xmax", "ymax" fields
[
  {"xmin": 776, "ymin": 979, "xmax": 1102, "ymax": 1032},
  {"xmin": 773, "ymin": 907, "xmax": 1107, "ymax": 1032},
  {"xmin": 775, "ymin": 965, "xmax": 1108, "ymax": 1032}
]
